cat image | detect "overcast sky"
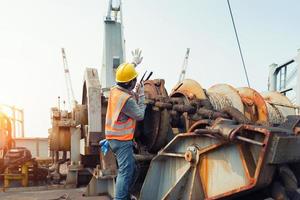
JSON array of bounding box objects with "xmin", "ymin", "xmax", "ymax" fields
[{"xmin": 0, "ymin": 0, "xmax": 299, "ymax": 137}]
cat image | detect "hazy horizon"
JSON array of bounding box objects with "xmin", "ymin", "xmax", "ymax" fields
[{"xmin": 0, "ymin": 0, "xmax": 299, "ymax": 137}]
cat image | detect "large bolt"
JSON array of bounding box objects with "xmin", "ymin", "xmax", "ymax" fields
[
  {"xmin": 185, "ymin": 151, "xmax": 193, "ymax": 162},
  {"xmin": 184, "ymin": 146, "xmax": 198, "ymax": 162}
]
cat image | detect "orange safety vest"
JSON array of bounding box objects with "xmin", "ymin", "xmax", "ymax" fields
[{"xmin": 105, "ymin": 86, "xmax": 136, "ymax": 141}]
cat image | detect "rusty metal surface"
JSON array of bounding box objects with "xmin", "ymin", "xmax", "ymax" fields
[
  {"xmin": 49, "ymin": 126, "xmax": 71, "ymax": 151},
  {"xmin": 140, "ymin": 120, "xmax": 276, "ymax": 200},
  {"xmin": 237, "ymin": 87, "xmax": 269, "ymax": 124},
  {"xmin": 197, "ymin": 108, "xmax": 228, "ymax": 120},
  {"xmin": 221, "ymin": 106, "xmax": 251, "ymax": 124},
  {"xmin": 208, "ymin": 84, "xmax": 244, "ymax": 113},
  {"xmin": 200, "ymin": 144, "xmax": 251, "ymax": 198},
  {"xmin": 170, "ymin": 79, "xmax": 206, "ymax": 100},
  {"xmin": 140, "ymin": 134, "xmax": 213, "ymax": 200},
  {"xmin": 167, "ymin": 80, "xmax": 296, "ymax": 128},
  {"xmin": 143, "ymin": 79, "xmax": 168, "ymax": 100},
  {"xmin": 188, "ymin": 120, "xmax": 212, "ymax": 132},
  {"xmin": 169, "ymin": 80, "xmax": 227, "ymax": 132},
  {"xmin": 49, "ymin": 107, "xmax": 74, "ymax": 151},
  {"xmin": 137, "ymin": 79, "xmax": 172, "ymax": 153}
]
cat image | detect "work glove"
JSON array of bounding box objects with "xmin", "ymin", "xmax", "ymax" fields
[
  {"xmin": 131, "ymin": 48, "xmax": 143, "ymax": 66},
  {"xmin": 99, "ymin": 139, "xmax": 109, "ymax": 156}
]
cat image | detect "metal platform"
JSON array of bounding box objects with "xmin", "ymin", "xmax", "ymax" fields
[{"xmin": 0, "ymin": 186, "xmax": 110, "ymax": 200}]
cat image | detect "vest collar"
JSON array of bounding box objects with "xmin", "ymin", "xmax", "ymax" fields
[{"xmin": 115, "ymin": 85, "xmax": 133, "ymax": 96}]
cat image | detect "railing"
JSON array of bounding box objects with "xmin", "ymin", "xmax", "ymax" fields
[{"xmin": 268, "ymin": 49, "xmax": 300, "ymax": 104}]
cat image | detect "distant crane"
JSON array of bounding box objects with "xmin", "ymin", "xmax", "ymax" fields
[
  {"xmin": 61, "ymin": 48, "xmax": 76, "ymax": 110},
  {"xmin": 178, "ymin": 48, "xmax": 190, "ymax": 84}
]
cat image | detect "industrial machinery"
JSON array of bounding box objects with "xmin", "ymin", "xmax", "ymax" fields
[
  {"xmin": 0, "ymin": 111, "xmax": 47, "ymax": 188},
  {"xmin": 139, "ymin": 79, "xmax": 300, "ymax": 200},
  {"xmin": 48, "ymin": 104, "xmax": 72, "ymax": 184},
  {"xmin": 46, "ymin": 0, "xmax": 300, "ymax": 199},
  {"xmin": 49, "ymin": 74, "xmax": 300, "ymax": 199},
  {"xmin": 48, "ymin": 0, "xmax": 125, "ymax": 186},
  {"xmin": 3, "ymin": 147, "xmax": 36, "ymax": 188}
]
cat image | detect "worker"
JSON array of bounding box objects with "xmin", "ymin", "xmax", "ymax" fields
[{"xmin": 105, "ymin": 49, "xmax": 146, "ymax": 200}]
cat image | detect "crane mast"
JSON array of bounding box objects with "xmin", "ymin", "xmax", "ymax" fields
[
  {"xmin": 178, "ymin": 48, "xmax": 190, "ymax": 83},
  {"xmin": 61, "ymin": 48, "xmax": 75, "ymax": 109},
  {"xmin": 101, "ymin": 0, "xmax": 125, "ymax": 96}
]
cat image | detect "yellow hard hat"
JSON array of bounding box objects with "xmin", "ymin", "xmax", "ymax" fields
[{"xmin": 115, "ymin": 63, "xmax": 138, "ymax": 83}]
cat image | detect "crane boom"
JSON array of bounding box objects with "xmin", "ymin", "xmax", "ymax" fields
[
  {"xmin": 178, "ymin": 48, "xmax": 190, "ymax": 83},
  {"xmin": 61, "ymin": 48, "xmax": 75, "ymax": 109}
]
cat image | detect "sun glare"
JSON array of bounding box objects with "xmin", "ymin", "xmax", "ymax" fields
[{"xmin": 0, "ymin": 104, "xmax": 24, "ymax": 138}]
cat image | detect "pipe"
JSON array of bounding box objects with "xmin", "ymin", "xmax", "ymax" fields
[{"xmin": 194, "ymin": 128, "xmax": 264, "ymax": 146}]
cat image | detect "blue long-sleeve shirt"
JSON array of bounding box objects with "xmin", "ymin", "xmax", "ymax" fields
[{"xmin": 116, "ymin": 86, "xmax": 146, "ymax": 122}]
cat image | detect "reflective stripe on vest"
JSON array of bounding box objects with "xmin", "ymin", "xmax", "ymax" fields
[{"xmin": 105, "ymin": 87, "xmax": 136, "ymax": 141}]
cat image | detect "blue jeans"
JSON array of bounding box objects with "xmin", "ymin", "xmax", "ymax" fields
[{"xmin": 108, "ymin": 140, "xmax": 135, "ymax": 200}]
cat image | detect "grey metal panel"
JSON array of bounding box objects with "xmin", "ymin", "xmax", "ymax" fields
[
  {"xmin": 140, "ymin": 157, "xmax": 191, "ymax": 200},
  {"xmin": 101, "ymin": 21, "xmax": 124, "ymax": 93},
  {"xmin": 140, "ymin": 135, "xmax": 221, "ymax": 200},
  {"xmin": 14, "ymin": 138, "xmax": 49, "ymax": 158},
  {"xmin": 164, "ymin": 134, "xmax": 220, "ymax": 154},
  {"xmin": 83, "ymin": 68, "xmax": 102, "ymax": 134},
  {"xmin": 161, "ymin": 168, "xmax": 191, "ymax": 200},
  {"xmin": 268, "ymin": 135, "xmax": 300, "ymax": 164},
  {"xmin": 85, "ymin": 175, "xmax": 115, "ymax": 197},
  {"xmin": 200, "ymin": 144, "xmax": 250, "ymax": 197},
  {"xmin": 80, "ymin": 138, "xmax": 86, "ymax": 155},
  {"xmin": 70, "ymin": 127, "xmax": 81, "ymax": 164},
  {"xmin": 140, "ymin": 127, "xmax": 275, "ymax": 199},
  {"xmin": 268, "ymin": 63, "xmax": 278, "ymax": 91},
  {"xmin": 250, "ymin": 133, "xmax": 265, "ymax": 165}
]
